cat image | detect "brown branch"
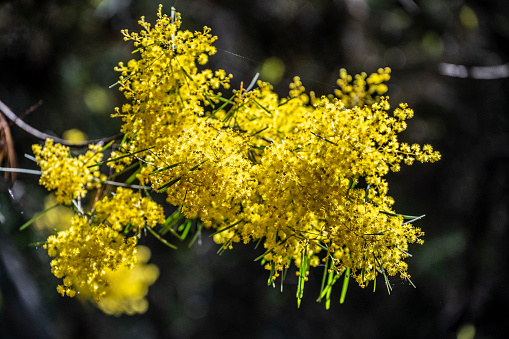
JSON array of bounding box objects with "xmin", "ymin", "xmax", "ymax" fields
[
  {"xmin": 0, "ymin": 99, "xmax": 123, "ymax": 148},
  {"xmin": 0, "ymin": 112, "xmax": 18, "ymax": 182}
]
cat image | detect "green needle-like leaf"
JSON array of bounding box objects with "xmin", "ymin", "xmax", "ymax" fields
[
  {"xmin": 340, "ymin": 267, "xmax": 350, "ymax": 304},
  {"xmin": 146, "ymin": 226, "xmax": 177, "ymax": 249},
  {"xmin": 19, "ymin": 203, "xmax": 59, "ymax": 231},
  {"xmin": 157, "ymin": 176, "xmax": 182, "ymax": 192},
  {"xmin": 209, "ymin": 219, "xmax": 244, "ymax": 237}
]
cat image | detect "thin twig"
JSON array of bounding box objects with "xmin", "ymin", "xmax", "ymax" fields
[
  {"xmin": 0, "ymin": 99, "xmax": 123, "ymax": 147},
  {"xmin": 15, "ymin": 99, "xmax": 43, "ymax": 124}
]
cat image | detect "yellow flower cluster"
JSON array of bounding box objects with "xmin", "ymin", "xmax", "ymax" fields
[
  {"xmin": 93, "ymin": 187, "xmax": 165, "ymax": 232},
  {"xmin": 79, "ymin": 246, "xmax": 159, "ymax": 316},
  {"xmin": 32, "ymin": 139, "xmax": 105, "ymax": 204},
  {"xmin": 32, "ymin": 143, "xmax": 163, "ymax": 305},
  {"xmin": 334, "ymin": 67, "xmax": 391, "ymax": 108},
  {"xmin": 109, "ymin": 4, "xmax": 441, "ymax": 305},
  {"xmin": 31, "ymin": 4, "xmax": 441, "ymax": 309},
  {"xmin": 44, "ymin": 215, "xmax": 137, "ymax": 300},
  {"xmin": 112, "ymin": 5, "xmax": 231, "ymax": 156}
]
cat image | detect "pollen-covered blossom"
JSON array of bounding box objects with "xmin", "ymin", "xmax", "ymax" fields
[
  {"xmin": 109, "ymin": 5, "xmax": 441, "ymax": 298},
  {"xmin": 34, "ymin": 4, "xmax": 441, "ymax": 307},
  {"xmin": 334, "ymin": 67, "xmax": 391, "ymax": 108},
  {"xmin": 32, "ymin": 138, "xmax": 106, "ymax": 204},
  {"xmin": 44, "ymin": 215, "xmax": 137, "ymax": 301},
  {"xmin": 93, "ymin": 187, "xmax": 165, "ymax": 232},
  {"xmin": 112, "ymin": 4, "xmax": 232, "ymax": 156}
]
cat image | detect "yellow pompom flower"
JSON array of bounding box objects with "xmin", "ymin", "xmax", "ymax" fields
[
  {"xmin": 93, "ymin": 187, "xmax": 166, "ymax": 232},
  {"xmin": 32, "ymin": 138, "xmax": 106, "ymax": 205},
  {"xmin": 108, "ymin": 5, "xmax": 441, "ymax": 299},
  {"xmin": 31, "ymin": 4, "xmax": 441, "ymax": 308},
  {"xmin": 44, "ymin": 215, "xmax": 138, "ymax": 301},
  {"xmin": 334, "ymin": 67, "xmax": 391, "ymax": 108}
]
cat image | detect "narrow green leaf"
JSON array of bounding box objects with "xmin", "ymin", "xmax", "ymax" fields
[
  {"xmin": 254, "ymin": 237, "xmax": 263, "ymax": 250},
  {"xmin": 318, "ymin": 260, "xmax": 340, "ymax": 308},
  {"xmin": 222, "ymin": 106, "xmax": 240, "ymax": 123},
  {"xmin": 88, "ymin": 147, "xmax": 152, "ymax": 167},
  {"xmin": 278, "ymin": 96, "xmax": 298, "ymax": 107},
  {"xmin": 28, "ymin": 240, "xmax": 49, "ymax": 248},
  {"xmin": 216, "ymin": 237, "xmax": 234, "ymax": 255},
  {"xmin": 160, "ymin": 211, "xmax": 179, "ymax": 234},
  {"xmin": 157, "ymin": 176, "xmax": 182, "ymax": 192},
  {"xmin": 119, "ymin": 133, "xmax": 129, "ymax": 148},
  {"xmin": 315, "ymin": 242, "xmax": 328, "ymax": 251},
  {"xmin": 340, "ymin": 267, "xmax": 350, "ymax": 304},
  {"xmin": 82, "ymin": 139, "xmax": 117, "ymax": 165},
  {"xmin": 97, "ymin": 139, "xmax": 116, "ymax": 154},
  {"xmin": 206, "ymin": 93, "xmax": 237, "ymax": 121},
  {"xmin": 296, "ymin": 248, "xmax": 309, "ymax": 308},
  {"xmin": 364, "ymin": 231, "xmax": 386, "ymax": 236},
  {"xmin": 254, "ymin": 235, "xmax": 293, "ymax": 262},
  {"xmin": 267, "ymin": 261, "xmax": 276, "ymax": 287},
  {"xmin": 405, "ymin": 274, "xmax": 416, "ymax": 288},
  {"xmin": 187, "ymin": 220, "xmax": 203, "ymax": 248},
  {"xmin": 162, "ymin": 209, "xmax": 182, "ymax": 228},
  {"xmin": 149, "ymin": 161, "xmax": 184, "ymax": 175},
  {"xmin": 310, "ymin": 131, "xmax": 338, "ymax": 146},
  {"xmin": 250, "ymin": 145, "xmax": 266, "ymax": 151},
  {"xmin": 209, "ymin": 219, "xmax": 244, "ymax": 237},
  {"xmin": 252, "ymin": 99, "xmax": 272, "ymax": 116},
  {"xmin": 177, "ymin": 59, "xmax": 194, "ymax": 83},
  {"xmin": 248, "ymin": 149, "xmax": 257, "ymax": 164},
  {"xmin": 202, "ymin": 92, "xmax": 216, "ymax": 109},
  {"xmin": 210, "ymin": 94, "xmax": 235, "ymax": 105},
  {"xmin": 20, "ymin": 203, "xmax": 59, "ymax": 231},
  {"xmin": 179, "ymin": 219, "xmax": 192, "ymax": 240},
  {"xmin": 189, "ymin": 159, "xmax": 208, "ymax": 171},
  {"xmin": 346, "ymin": 174, "xmax": 360, "ymax": 193},
  {"xmin": 383, "ymin": 271, "xmax": 392, "ymax": 294},
  {"xmin": 251, "ymin": 126, "xmax": 269, "ymax": 136},
  {"xmin": 125, "ymin": 166, "xmax": 141, "ymax": 185},
  {"xmin": 318, "ymin": 256, "xmax": 330, "ymax": 300},
  {"xmin": 280, "ymin": 260, "xmax": 289, "ymax": 292},
  {"xmin": 146, "ymin": 226, "xmax": 177, "ymax": 249},
  {"xmin": 107, "ymin": 161, "xmax": 140, "ymax": 181}
]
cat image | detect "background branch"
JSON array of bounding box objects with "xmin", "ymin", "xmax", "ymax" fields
[{"xmin": 0, "ymin": 100, "xmax": 122, "ymax": 148}]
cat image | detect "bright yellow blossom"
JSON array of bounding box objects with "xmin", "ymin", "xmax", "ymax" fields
[
  {"xmin": 44, "ymin": 215, "xmax": 137, "ymax": 301},
  {"xmin": 32, "ymin": 138, "xmax": 106, "ymax": 204},
  {"xmin": 108, "ymin": 5, "xmax": 441, "ymax": 302},
  {"xmin": 31, "ymin": 4, "xmax": 441, "ymax": 308},
  {"xmin": 93, "ymin": 187, "xmax": 165, "ymax": 232}
]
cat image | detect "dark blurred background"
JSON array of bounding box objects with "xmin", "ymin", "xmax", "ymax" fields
[{"xmin": 1, "ymin": 0, "xmax": 508, "ymax": 338}]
